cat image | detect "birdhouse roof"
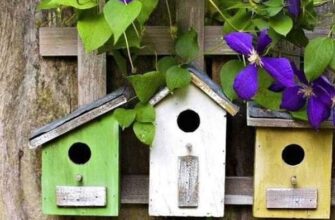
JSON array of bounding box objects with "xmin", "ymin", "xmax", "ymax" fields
[
  {"xmin": 247, "ymin": 102, "xmax": 334, "ymax": 128},
  {"xmin": 29, "ymin": 87, "xmax": 134, "ymax": 149},
  {"xmin": 149, "ymin": 66, "xmax": 239, "ymax": 116}
]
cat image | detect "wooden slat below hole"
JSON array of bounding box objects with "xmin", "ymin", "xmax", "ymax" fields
[{"xmin": 122, "ymin": 175, "xmax": 335, "ymax": 206}]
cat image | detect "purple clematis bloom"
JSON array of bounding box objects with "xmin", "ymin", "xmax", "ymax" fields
[
  {"xmin": 280, "ymin": 65, "xmax": 331, "ymax": 128},
  {"xmin": 224, "ymin": 30, "xmax": 295, "ymax": 100},
  {"xmin": 311, "ymin": 75, "xmax": 335, "ymax": 125},
  {"xmin": 120, "ymin": 0, "xmax": 133, "ymax": 3},
  {"xmin": 287, "ymin": 0, "xmax": 301, "ymax": 17}
]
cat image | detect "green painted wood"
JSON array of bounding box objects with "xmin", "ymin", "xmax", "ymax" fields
[{"xmin": 42, "ymin": 113, "xmax": 119, "ymax": 216}]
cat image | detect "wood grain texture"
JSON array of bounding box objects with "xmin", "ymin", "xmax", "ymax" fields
[
  {"xmin": 56, "ymin": 186, "xmax": 107, "ymax": 207},
  {"xmin": 29, "ymin": 96, "xmax": 127, "ymax": 148},
  {"xmin": 178, "ymin": 156, "xmax": 199, "ymax": 208},
  {"xmin": 42, "ymin": 114, "xmax": 119, "ymax": 216},
  {"xmin": 266, "ymin": 188, "xmax": 317, "ymax": 209},
  {"xmin": 176, "ymin": 0, "xmax": 205, "ymax": 69},
  {"xmin": 254, "ymin": 128, "xmax": 333, "ymax": 219},
  {"xmin": 149, "ymin": 85, "xmax": 226, "ymax": 217},
  {"xmin": 78, "ymin": 37, "xmax": 106, "ymax": 106},
  {"xmin": 39, "ymin": 26, "xmax": 236, "ymax": 56}
]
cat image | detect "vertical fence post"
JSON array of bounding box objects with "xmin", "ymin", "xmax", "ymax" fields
[
  {"xmin": 176, "ymin": 0, "xmax": 205, "ymax": 70},
  {"xmin": 77, "ymin": 2, "xmax": 106, "ymax": 106}
]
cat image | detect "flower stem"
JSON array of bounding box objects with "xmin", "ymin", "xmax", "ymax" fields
[
  {"xmin": 123, "ymin": 33, "xmax": 136, "ymax": 73},
  {"xmin": 208, "ymin": 0, "xmax": 239, "ymax": 31},
  {"xmin": 165, "ymin": 0, "xmax": 174, "ymax": 39}
]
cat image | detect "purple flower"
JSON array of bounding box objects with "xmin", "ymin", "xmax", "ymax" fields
[
  {"xmin": 224, "ymin": 30, "xmax": 295, "ymax": 100},
  {"xmin": 119, "ymin": 0, "xmax": 133, "ymax": 4},
  {"xmin": 287, "ymin": 0, "xmax": 301, "ymax": 17},
  {"xmin": 280, "ymin": 65, "xmax": 331, "ymax": 128}
]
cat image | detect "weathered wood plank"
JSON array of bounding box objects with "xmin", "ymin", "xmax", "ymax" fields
[
  {"xmin": 266, "ymin": 188, "xmax": 318, "ymax": 209},
  {"xmin": 121, "ymin": 175, "xmax": 335, "ymax": 206},
  {"xmin": 56, "ymin": 186, "xmax": 107, "ymax": 207},
  {"xmin": 178, "ymin": 156, "xmax": 199, "ymax": 208},
  {"xmin": 39, "ymin": 26, "xmax": 329, "ymax": 57},
  {"xmin": 78, "ymin": 37, "xmax": 106, "ymax": 105},
  {"xmin": 176, "ymin": 0, "xmax": 205, "ymax": 68},
  {"xmin": 247, "ymin": 102, "xmax": 334, "ymax": 128}
]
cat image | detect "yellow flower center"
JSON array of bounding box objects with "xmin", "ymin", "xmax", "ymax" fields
[
  {"xmin": 248, "ymin": 49, "xmax": 263, "ymax": 67},
  {"xmin": 298, "ymin": 86, "xmax": 315, "ymax": 98}
]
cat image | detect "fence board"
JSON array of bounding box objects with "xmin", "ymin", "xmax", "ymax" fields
[{"xmin": 39, "ymin": 26, "xmax": 328, "ymax": 57}]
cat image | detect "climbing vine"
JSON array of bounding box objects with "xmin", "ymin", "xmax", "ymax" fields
[{"xmin": 38, "ymin": 0, "xmax": 335, "ymax": 145}]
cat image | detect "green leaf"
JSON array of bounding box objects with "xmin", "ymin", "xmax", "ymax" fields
[
  {"xmin": 137, "ymin": 0, "xmax": 159, "ymax": 24},
  {"xmin": 299, "ymin": 0, "xmax": 317, "ymax": 30},
  {"xmin": 286, "ymin": 28, "xmax": 309, "ymax": 47},
  {"xmin": 77, "ymin": 11, "xmax": 112, "ymax": 52},
  {"xmin": 166, "ymin": 66, "xmax": 192, "ymax": 91},
  {"xmin": 175, "ymin": 28, "xmax": 199, "ymax": 62},
  {"xmin": 269, "ymin": 14, "xmax": 293, "ymax": 36},
  {"xmin": 113, "ymin": 108, "xmax": 136, "ymax": 129},
  {"xmin": 254, "ymin": 69, "xmax": 281, "ymax": 110},
  {"xmin": 37, "ymin": 0, "xmax": 60, "ymax": 9},
  {"xmin": 304, "ymin": 37, "xmax": 334, "ymax": 81},
  {"xmin": 128, "ymin": 71, "xmax": 165, "ymax": 103},
  {"xmin": 59, "ymin": 0, "xmax": 97, "ymax": 9},
  {"xmin": 157, "ymin": 57, "xmax": 178, "ymax": 74},
  {"xmin": 104, "ymin": 0, "xmax": 142, "ymax": 43},
  {"xmin": 220, "ymin": 60, "xmax": 244, "ymax": 101},
  {"xmin": 114, "ymin": 25, "xmax": 142, "ymax": 49},
  {"xmin": 133, "ymin": 122, "xmax": 155, "ymax": 145},
  {"xmin": 135, "ymin": 103, "xmax": 155, "ymax": 123},
  {"xmin": 223, "ymin": 9, "xmax": 253, "ymax": 33},
  {"xmin": 329, "ymin": 40, "xmax": 335, "ymax": 71},
  {"xmin": 112, "ymin": 50, "xmax": 127, "ymax": 75},
  {"xmin": 264, "ymin": 0, "xmax": 283, "ymax": 17},
  {"xmin": 290, "ymin": 107, "xmax": 308, "ymax": 121},
  {"xmin": 253, "ymin": 18, "xmax": 270, "ymax": 30}
]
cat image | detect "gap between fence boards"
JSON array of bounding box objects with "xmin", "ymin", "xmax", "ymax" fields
[{"xmin": 121, "ymin": 175, "xmax": 335, "ymax": 205}]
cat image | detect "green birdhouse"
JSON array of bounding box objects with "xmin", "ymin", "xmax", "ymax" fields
[{"xmin": 29, "ymin": 87, "xmax": 133, "ymax": 216}]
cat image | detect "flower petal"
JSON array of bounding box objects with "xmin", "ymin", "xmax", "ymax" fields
[
  {"xmin": 312, "ymin": 84, "xmax": 332, "ymax": 106},
  {"xmin": 261, "ymin": 57, "xmax": 295, "ymax": 87},
  {"xmin": 256, "ymin": 29, "xmax": 272, "ymax": 54},
  {"xmin": 313, "ymin": 76, "xmax": 335, "ymax": 97},
  {"xmin": 291, "ymin": 62, "xmax": 308, "ymax": 84},
  {"xmin": 307, "ymin": 96, "xmax": 330, "ymax": 129},
  {"xmin": 287, "ymin": 0, "xmax": 301, "ymax": 17},
  {"xmin": 269, "ymin": 82, "xmax": 285, "ymax": 92},
  {"xmin": 233, "ymin": 64, "xmax": 258, "ymax": 100},
  {"xmin": 332, "ymin": 108, "xmax": 335, "ymax": 126},
  {"xmin": 224, "ymin": 32, "xmax": 254, "ymax": 56},
  {"xmin": 280, "ymin": 86, "xmax": 305, "ymax": 111}
]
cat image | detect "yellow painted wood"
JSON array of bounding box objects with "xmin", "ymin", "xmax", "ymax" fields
[{"xmin": 253, "ymin": 128, "xmax": 333, "ymax": 219}]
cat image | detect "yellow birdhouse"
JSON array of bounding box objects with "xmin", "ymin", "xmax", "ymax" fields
[{"xmin": 248, "ymin": 103, "xmax": 333, "ymax": 219}]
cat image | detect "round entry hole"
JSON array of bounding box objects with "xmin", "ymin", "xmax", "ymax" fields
[
  {"xmin": 177, "ymin": 109, "xmax": 200, "ymax": 132},
  {"xmin": 68, "ymin": 142, "xmax": 91, "ymax": 165},
  {"xmin": 282, "ymin": 144, "xmax": 305, "ymax": 166}
]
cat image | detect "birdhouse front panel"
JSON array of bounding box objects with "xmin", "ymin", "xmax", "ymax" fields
[
  {"xmin": 149, "ymin": 85, "xmax": 227, "ymax": 217},
  {"xmin": 253, "ymin": 128, "xmax": 333, "ymax": 219},
  {"xmin": 42, "ymin": 113, "xmax": 119, "ymax": 216}
]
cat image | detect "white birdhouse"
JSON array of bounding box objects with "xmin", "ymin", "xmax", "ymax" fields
[{"xmin": 148, "ymin": 66, "xmax": 239, "ymax": 217}]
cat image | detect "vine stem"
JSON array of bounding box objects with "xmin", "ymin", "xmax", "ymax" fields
[
  {"xmin": 123, "ymin": 33, "xmax": 136, "ymax": 73},
  {"xmin": 208, "ymin": 0, "xmax": 240, "ymax": 31},
  {"xmin": 165, "ymin": 0, "xmax": 174, "ymax": 38}
]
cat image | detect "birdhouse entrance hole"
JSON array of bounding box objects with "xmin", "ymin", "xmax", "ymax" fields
[
  {"xmin": 68, "ymin": 142, "xmax": 91, "ymax": 164},
  {"xmin": 282, "ymin": 144, "xmax": 305, "ymax": 166},
  {"xmin": 177, "ymin": 109, "xmax": 200, "ymax": 132}
]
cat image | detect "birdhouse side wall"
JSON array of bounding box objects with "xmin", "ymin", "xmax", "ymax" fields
[
  {"xmin": 149, "ymin": 85, "xmax": 227, "ymax": 217},
  {"xmin": 41, "ymin": 113, "xmax": 119, "ymax": 216}
]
